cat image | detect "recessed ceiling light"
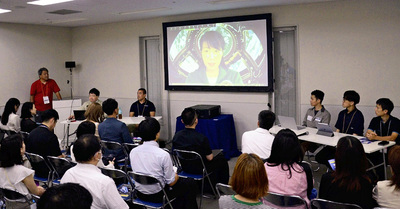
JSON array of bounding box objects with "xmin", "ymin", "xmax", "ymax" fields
[
  {"xmin": 0, "ymin": 8, "xmax": 12, "ymax": 14},
  {"xmin": 27, "ymin": 0, "xmax": 74, "ymax": 6}
]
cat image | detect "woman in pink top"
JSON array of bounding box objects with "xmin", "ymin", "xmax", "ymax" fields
[{"xmin": 264, "ymin": 128, "xmax": 312, "ymax": 207}]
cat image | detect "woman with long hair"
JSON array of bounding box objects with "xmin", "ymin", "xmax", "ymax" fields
[
  {"xmin": 319, "ymin": 136, "xmax": 378, "ymax": 208},
  {"xmin": 20, "ymin": 102, "xmax": 38, "ymax": 133},
  {"xmin": 0, "ymin": 134, "xmax": 45, "ymax": 208},
  {"xmin": 373, "ymin": 145, "xmax": 400, "ymax": 208},
  {"xmin": 264, "ymin": 128, "xmax": 312, "ymax": 206},
  {"xmin": 1, "ymin": 98, "xmax": 21, "ymax": 133},
  {"xmin": 84, "ymin": 103, "xmax": 104, "ymax": 136},
  {"xmin": 219, "ymin": 153, "xmax": 271, "ymax": 208}
]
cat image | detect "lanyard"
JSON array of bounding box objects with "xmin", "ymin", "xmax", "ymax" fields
[
  {"xmin": 342, "ymin": 110, "xmax": 357, "ymax": 134},
  {"xmin": 137, "ymin": 100, "xmax": 147, "ymax": 116},
  {"xmin": 380, "ymin": 119, "xmax": 392, "ymax": 136},
  {"xmin": 40, "ymin": 82, "xmax": 48, "ymax": 97}
]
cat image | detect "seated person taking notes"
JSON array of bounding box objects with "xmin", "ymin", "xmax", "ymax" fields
[{"xmin": 129, "ymin": 88, "xmax": 155, "ymax": 117}]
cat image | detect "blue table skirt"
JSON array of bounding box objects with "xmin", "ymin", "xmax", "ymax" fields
[{"xmin": 175, "ymin": 114, "xmax": 241, "ymax": 160}]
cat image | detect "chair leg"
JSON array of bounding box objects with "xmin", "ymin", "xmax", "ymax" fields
[
  {"xmin": 199, "ymin": 178, "xmax": 204, "ymax": 209},
  {"xmin": 206, "ymin": 175, "xmax": 217, "ymax": 198}
]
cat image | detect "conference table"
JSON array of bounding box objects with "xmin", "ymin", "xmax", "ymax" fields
[
  {"xmin": 175, "ymin": 114, "xmax": 241, "ymax": 160},
  {"xmin": 270, "ymin": 126, "xmax": 395, "ymax": 179}
]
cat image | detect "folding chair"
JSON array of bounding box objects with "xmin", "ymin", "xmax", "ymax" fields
[
  {"xmin": 128, "ymin": 171, "xmax": 175, "ymax": 209},
  {"xmin": 311, "ymin": 198, "xmax": 362, "ymax": 209},
  {"xmin": 46, "ymin": 156, "xmax": 76, "ymax": 185},
  {"xmin": 263, "ymin": 192, "xmax": 308, "ymax": 209},
  {"xmin": 100, "ymin": 167, "xmax": 131, "ymax": 201},
  {"xmin": 101, "ymin": 140, "xmax": 128, "ymax": 171},
  {"xmin": 174, "ymin": 149, "xmax": 217, "ymax": 209},
  {"xmin": 215, "ymin": 183, "xmax": 236, "ymax": 198},
  {"xmin": 123, "ymin": 143, "xmax": 139, "ymax": 155},
  {"xmin": 0, "ymin": 187, "xmax": 39, "ymax": 209},
  {"xmin": 24, "ymin": 152, "xmax": 52, "ymax": 187}
]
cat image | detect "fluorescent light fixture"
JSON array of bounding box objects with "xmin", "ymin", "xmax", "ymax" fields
[
  {"xmin": 0, "ymin": 8, "xmax": 12, "ymax": 14},
  {"xmin": 118, "ymin": 7, "xmax": 170, "ymax": 15},
  {"xmin": 208, "ymin": 0, "xmax": 251, "ymax": 4},
  {"xmin": 50, "ymin": 18, "xmax": 86, "ymax": 24},
  {"xmin": 28, "ymin": 0, "xmax": 74, "ymax": 6}
]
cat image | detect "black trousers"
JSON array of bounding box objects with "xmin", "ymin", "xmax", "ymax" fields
[{"xmin": 136, "ymin": 178, "xmax": 198, "ymax": 209}]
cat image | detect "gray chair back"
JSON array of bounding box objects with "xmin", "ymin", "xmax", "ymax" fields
[
  {"xmin": 311, "ymin": 198, "xmax": 362, "ymax": 209},
  {"xmin": 263, "ymin": 192, "xmax": 308, "ymax": 209}
]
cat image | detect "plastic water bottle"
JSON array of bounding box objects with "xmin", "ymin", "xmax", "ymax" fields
[{"xmin": 118, "ymin": 108, "xmax": 122, "ymax": 119}]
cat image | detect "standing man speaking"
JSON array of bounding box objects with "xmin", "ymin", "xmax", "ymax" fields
[{"xmin": 30, "ymin": 67, "xmax": 62, "ymax": 122}]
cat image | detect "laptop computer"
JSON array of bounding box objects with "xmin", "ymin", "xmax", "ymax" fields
[
  {"xmin": 277, "ymin": 115, "xmax": 308, "ymax": 136},
  {"xmin": 277, "ymin": 115, "xmax": 306, "ymax": 130},
  {"xmin": 73, "ymin": 110, "xmax": 86, "ymax": 120},
  {"xmin": 316, "ymin": 123, "xmax": 334, "ymax": 137}
]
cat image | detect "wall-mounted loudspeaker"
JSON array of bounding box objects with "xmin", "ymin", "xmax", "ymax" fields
[{"xmin": 65, "ymin": 61, "xmax": 76, "ymax": 68}]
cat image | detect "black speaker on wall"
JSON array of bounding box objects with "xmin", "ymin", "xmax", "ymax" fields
[{"xmin": 65, "ymin": 61, "xmax": 76, "ymax": 68}]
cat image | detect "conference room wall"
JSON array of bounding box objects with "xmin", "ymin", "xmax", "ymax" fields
[
  {"xmin": 0, "ymin": 23, "xmax": 72, "ymax": 106},
  {"xmin": 69, "ymin": 0, "xmax": 400, "ymax": 148}
]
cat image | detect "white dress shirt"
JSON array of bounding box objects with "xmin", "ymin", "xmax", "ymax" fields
[
  {"xmin": 61, "ymin": 163, "xmax": 128, "ymax": 209},
  {"xmin": 130, "ymin": 140, "xmax": 176, "ymax": 194},
  {"xmin": 241, "ymin": 127, "xmax": 274, "ymax": 159},
  {"xmin": 373, "ymin": 180, "xmax": 400, "ymax": 209}
]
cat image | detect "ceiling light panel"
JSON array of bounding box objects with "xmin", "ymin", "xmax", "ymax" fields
[{"xmin": 27, "ymin": 0, "xmax": 74, "ymax": 6}]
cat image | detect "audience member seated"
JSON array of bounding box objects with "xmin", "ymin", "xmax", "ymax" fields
[
  {"xmin": 373, "ymin": 145, "xmax": 400, "ymax": 208},
  {"xmin": 70, "ymin": 121, "xmax": 114, "ymax": 169},
  {"xmin": 98, "ymin": 98, "xmax": 132, "ymax": 161},
  {"xmin": 20, "ymin": 102, "xmax": 38, "ymax": 133},
  {"xmin": 26, "ymin": 109, "xmax": 64, "ymax": 159},
  {"xmin": 37, "ymin": 183, "xmax": 92, "ymax": 209},
  {"xmin": 0, "ymin": 98, "xmax": 21, "ymax": 134},
  {"xmin": 319, "ymin": 136, "xmax": 378, "ymax": 209},
  {"xmin": 241, "ymin": 110, "xmax": 276, "ymax": 160},
  {"xmin": 316, "ymin": 90, "xmax": 364, "ymax": 168},
  {"xmin": 264, "ymin": 129, "xmax": 312, "ymax": 206},
  {"xmin": 84, "ymin": 103, "xmax": 105, "ymax": 136},
  {"xmin": 61, "ymin": 134, "xmax": 129, "ymax": 209},
  {"xmin": 0, "ymin": 134, "xmax": 45, "ymax": 209},
  {"xmin": 172, "ymin": 107, "xmax": 229, "ymax": 186},
  {"xmin": 130, "ymin": 117, "xmax": 198, "ymax": 209},
  {"xmin": 219, "ymin": 153, "xmax": 271, "ymax": 209}
]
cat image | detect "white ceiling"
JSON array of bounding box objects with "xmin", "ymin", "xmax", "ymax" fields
[{"xmin": 0, "ymin": 0, "xmax": 334, "ymax": 27}]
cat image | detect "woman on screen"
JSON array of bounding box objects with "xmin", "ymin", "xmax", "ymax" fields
[{"xmin": 186, "ymin": 30, "xmax": 243, "ymax": 85}]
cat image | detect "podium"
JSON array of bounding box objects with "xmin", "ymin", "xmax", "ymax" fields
[{"xmin": 53, "ymin": 99, "xmax": 81, "ymax": 149}]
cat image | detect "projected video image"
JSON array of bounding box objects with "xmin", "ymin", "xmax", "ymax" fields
[{"xmin": 166, "ymin": 20, "xmax": 268, "ymax": 87}]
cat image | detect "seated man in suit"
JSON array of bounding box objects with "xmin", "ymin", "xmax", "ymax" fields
[
  {"xmin": 98, "ymin": 98, "xmax": 132, "ymax": 161},
  {"xmin": 61, "ymin": 134, "xmax": 129, "ymax": 209},
  {"xmin": 172, "ymin": 107, "xmax": 229, "ymax": 187},
  {"xmin": 130, "ymin": 118, "xmax": 198, "ymax": 209},
  {"xmin": 241, "ymin": 110, "xmax": 276, "ymax": 160}
]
